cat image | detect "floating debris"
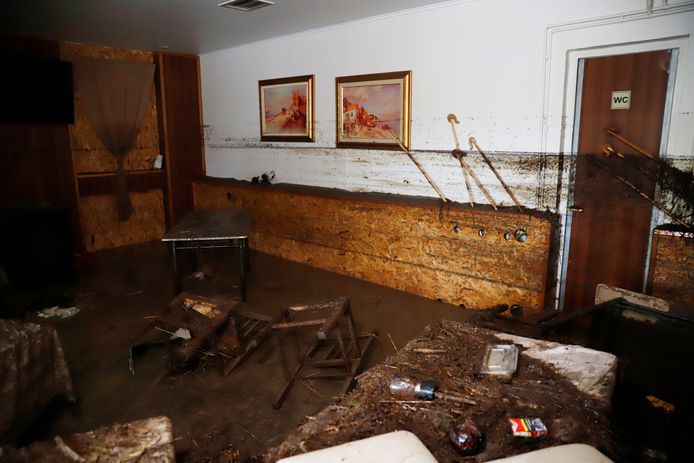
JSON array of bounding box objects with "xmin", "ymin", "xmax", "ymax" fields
[{"xmin": 37, "ymin": 306, "xmax": 80, "ymax": 319}]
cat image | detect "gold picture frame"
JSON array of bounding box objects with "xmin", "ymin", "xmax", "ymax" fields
[
  {"xmin": 335, "ymin": 70, "xmax": 411, "ymax": 150},
  {"xmin": 259, "ymin": 74, "xmax": 314, "ymax": 142}
]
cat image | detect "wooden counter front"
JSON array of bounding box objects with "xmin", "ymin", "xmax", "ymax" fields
[{"xmin": 193, "ymin": 179, "xmax": 558, "ymax": 312}]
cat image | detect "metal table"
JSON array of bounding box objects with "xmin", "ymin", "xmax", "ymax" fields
[{"xmin": 162, "ymin": 209, "xmax": 252, "ymax": 300}]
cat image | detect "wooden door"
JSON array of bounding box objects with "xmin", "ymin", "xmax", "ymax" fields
[
  {"xmin": 563, "ymin": 50, "xmax": 672, "ymax": 312},
  {"xmin": 156, "ymin": 53, "xmax": 205, "ymax": 228}
]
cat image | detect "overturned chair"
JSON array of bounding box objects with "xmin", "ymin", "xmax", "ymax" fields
[
  {"xmin": 271, "ymin": 297, "xmax": 377, "ymax": 409},
  {"xmin": 129, "ymin": 292, "xmax": 277, "ymax": 376}
]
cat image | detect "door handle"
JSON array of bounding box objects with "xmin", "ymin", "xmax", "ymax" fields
[{"xmin": 568, "ymin": 205, "xmax": 584, "ymax": 213}]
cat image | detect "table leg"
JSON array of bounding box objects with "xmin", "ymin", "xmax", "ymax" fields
[
  {"xmin": 244, "ymin": 239, "xmax": 250, "ymax": 273},
  {"xmin": 239, "ymin": 238, "xmax": 247, "ymax": 301},
  {"xmin": 171, "ymin": 242, "xmax": 181, "ymax": 294},
  {"xmin": 191, "ymin": 241, "xmax": 199, "ymax": 272}
]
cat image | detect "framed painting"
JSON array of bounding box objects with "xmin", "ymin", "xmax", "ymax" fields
[
  {"xmin": 335, "ymin": 70, "xmax": 411, "ymax": 150},
  {"xmin": 259, "ymin": 74, "xmax": 314, "ymax": 142}
]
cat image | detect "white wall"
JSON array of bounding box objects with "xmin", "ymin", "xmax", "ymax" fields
[
  {"xmin": 201, "ymin": 0, "xmax": 693, "ymax": 205},
  {"xmin": 200, "ymin": 0, "xmax": 694, "ymax": 305}
]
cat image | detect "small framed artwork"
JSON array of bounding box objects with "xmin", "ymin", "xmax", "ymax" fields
[
  {"xmin": 335, "ymin": 70, "xmax": 411, "ymax": 150},
  {"xmin": 258, "ymin": 74, "xmax": 314, "ymax": 142}
]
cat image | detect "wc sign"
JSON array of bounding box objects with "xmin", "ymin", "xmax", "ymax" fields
[{"xmin": 611, "ymin": 90, "xmax": 631, "ymax": 110}]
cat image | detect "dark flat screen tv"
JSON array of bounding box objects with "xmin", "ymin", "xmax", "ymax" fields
[{"xmin": 0, "ymin": 56, "xmax": 74, "ymax": 124}]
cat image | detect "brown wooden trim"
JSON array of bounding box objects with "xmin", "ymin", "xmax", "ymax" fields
[
  {"xmin": 155, "ymin": 52, "xmax": 174, "ymax": 228},
  {"xmin": 58, "ymin": 36, "xmax": 85, "ymax": 252},
  {"xmin": 66, "ymin": 123, "xmax": 84, "ymax": 252},
  {"xmin": 196, "ymin": 55, "xmax": 207, "ymax": 176},
  {"xmin": 194, "ymin": 176, "xmax": 550, "ymax": 220},
  {"xmin": 78, "ymin": 170, "xmax": 167, "ymax": 196},
  {"xmin": 157, "ymin": 50, "xmax": 200, "ymax": 58},
  {"xmin": 158, "ymin": 53, "xmax": 204, "ymax": 225},
  {"xmin": 78, "ymin": 169, "xmax": 165, "ymax": 178}
]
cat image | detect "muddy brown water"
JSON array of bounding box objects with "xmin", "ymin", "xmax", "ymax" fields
[
  {"xmin": 3, "ymin": 241, "xmax": 693, "ymax": 462},
  {"xmin": 1, "ymin": 241, "xmax": 473, "ymax": 461}
]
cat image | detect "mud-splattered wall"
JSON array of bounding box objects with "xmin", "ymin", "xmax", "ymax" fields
[
  {"xmin": 200, "ymin": 1, "xmax": 694, "ymax": 308},
  {"xmin": 193, "ymin": 179, "xmax": 559, "ymax": 313},
  {"xmin": 60, "ymin": 42, "xmax": 165, "ymax": 251}
]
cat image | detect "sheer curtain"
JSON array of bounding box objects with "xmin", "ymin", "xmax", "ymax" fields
[{"xmin": 72, "ymin": 57, "xmax": 155, "ymax": 220}]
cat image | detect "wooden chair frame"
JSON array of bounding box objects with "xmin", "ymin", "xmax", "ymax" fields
[{"xmin": 270, "ymin": 297, "xmax": 376, "ymax": 409}]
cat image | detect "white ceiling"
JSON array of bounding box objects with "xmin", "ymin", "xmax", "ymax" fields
[{"xmin": 3, "ymin": 0, "xmax": 453, "ymax": 54}]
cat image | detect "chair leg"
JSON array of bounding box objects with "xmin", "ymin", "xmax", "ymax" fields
[
  {"xmin": 272, "ymin": 333, "xmax": 291, "ymax": 381},
  {"xmin": 171, "ymin": 242, "xmax": 181, "ymax": 294},
  {"xmin": 345, "ymin": 311, "xmax": 361, "ymax": 359},
  {"xmin": 335, "ymin": 326, "xmax": 352, "ymax": 376},
  {"xmin": 273, "ymin": 336, "xmax": 323, "ymax": 409}
]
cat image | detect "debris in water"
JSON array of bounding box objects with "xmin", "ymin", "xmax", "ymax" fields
[
  {"xmin": 509, "ymin": 417, "xmax": 548, "ymax": 437},
  {"xmin": 449, "ymin": 418, "xmax": 483, "ymax": 455},
  {"xmin": 37, "ymin": 306, "xmax": 80, "ymax": 319}
]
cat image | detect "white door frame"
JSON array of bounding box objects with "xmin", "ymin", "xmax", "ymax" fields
[
  {"xmin": 539, "ymin": 5, "xmax": 693, "ymax": 309},
  {"xmin": 557, "ymin": 46, "xmax": 680, "ymax": 310}
]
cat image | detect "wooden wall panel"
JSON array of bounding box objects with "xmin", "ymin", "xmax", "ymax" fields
[
  {"xmin": 60, "ymin": 42, "xmax": 160, "ymax": 174},
  {"xmin": 158, "ymin": 53, "xmax": 204, "ymax": 227},
  {"xmin": 59, "ymin": 42, "xmax": 167, "ymax": 250},
  {"xmin": 78, "ymin": 171, "xmax": 167, "ymax": 197},
  {"xmin": 80, "ymin": 190, "xmax": 166, "ymax": 252},
  {"xmin": 0, "ymin": 35, "xmax": 80, "ymax": 249},
  {"xmin": 649, "ymin": 229, "xmax": 694, "ymax": 306},
  {"xmin": 194, "ymin": 180, "xmax": 557, "ymax": 312}
]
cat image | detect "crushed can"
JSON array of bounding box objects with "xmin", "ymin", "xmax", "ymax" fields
[
  {"xmin": 389, "ymin": 376, "xmax": 438, "ymax": 400},
  {"xmin": 449, "ymin": 418, "xmax": 483, "ymax": 455},
  {"xmin": 414, "ymin": 379, "xmax": 438, "ymax": 400},
  {"xmin": 509, "ymin": 417, "xmax": 548, "ymax": 437}
]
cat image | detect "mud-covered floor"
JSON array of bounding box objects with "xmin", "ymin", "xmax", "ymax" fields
[
  {"xmin": 1, "ymin": 241, "xmax": 475, "ymax": 461},
  {"xmin": 3, "ymin": 241, "xmax": 694, "ymax": 462}
]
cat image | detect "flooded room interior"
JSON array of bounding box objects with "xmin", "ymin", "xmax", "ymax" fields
[{"xmin": 1, "ymin": 0, "xmax": 694, "ymax": 462}]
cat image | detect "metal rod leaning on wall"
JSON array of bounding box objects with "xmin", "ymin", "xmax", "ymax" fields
[
  {"xmin": 446, "ymin": 114, "xmax": 497, "ymax": 210},
  {"xmin": 447, "ymin": 114, "xmax": 475, "ymax": 207},
  {"xmin": 387, "ymin": 130, "xmax": 449, "ymax": 203},
  {"xmin": 588, "ymin": 157, "xmax": 690, "ymax": 228},
  {"xmin": 468, "ymin": 136, "xmax": 523, "ymax": 213}
]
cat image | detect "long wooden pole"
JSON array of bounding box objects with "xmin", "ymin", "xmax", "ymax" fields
[
  {"xmin": 605, "ymin": 131, "xmax": 694, "ymax": 185},
  {"xmin": 447, "ymin": 114, "xmax": 474, "ymax": 207},
  {"xmin": 605, "ymin": 128, "xmax": 655, "ymax": 160},
  {"xmin": 602, "ymin": 144, "xmax": 658, "ymax": 182},
  {"xmin": 469, "ymin": 137, "xmax": 523, "ymax": 212},
  {"xmin": 387, "ymin": 130, "xmax": 448, "ymax": 203},
  {"xmin": 447, "ymin": 114, "xmax": 461, "ymax": 150},
  {"xmin": 455, "ymin": 152, "xmax": 498, "ymax": 210},
  {"xmin": 446, "ymin": 114, "xmax": 497, "ymax": 209},
  {"xmin": 589, "ymin": 157, "xmax": 690, "ymax": 228}
]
